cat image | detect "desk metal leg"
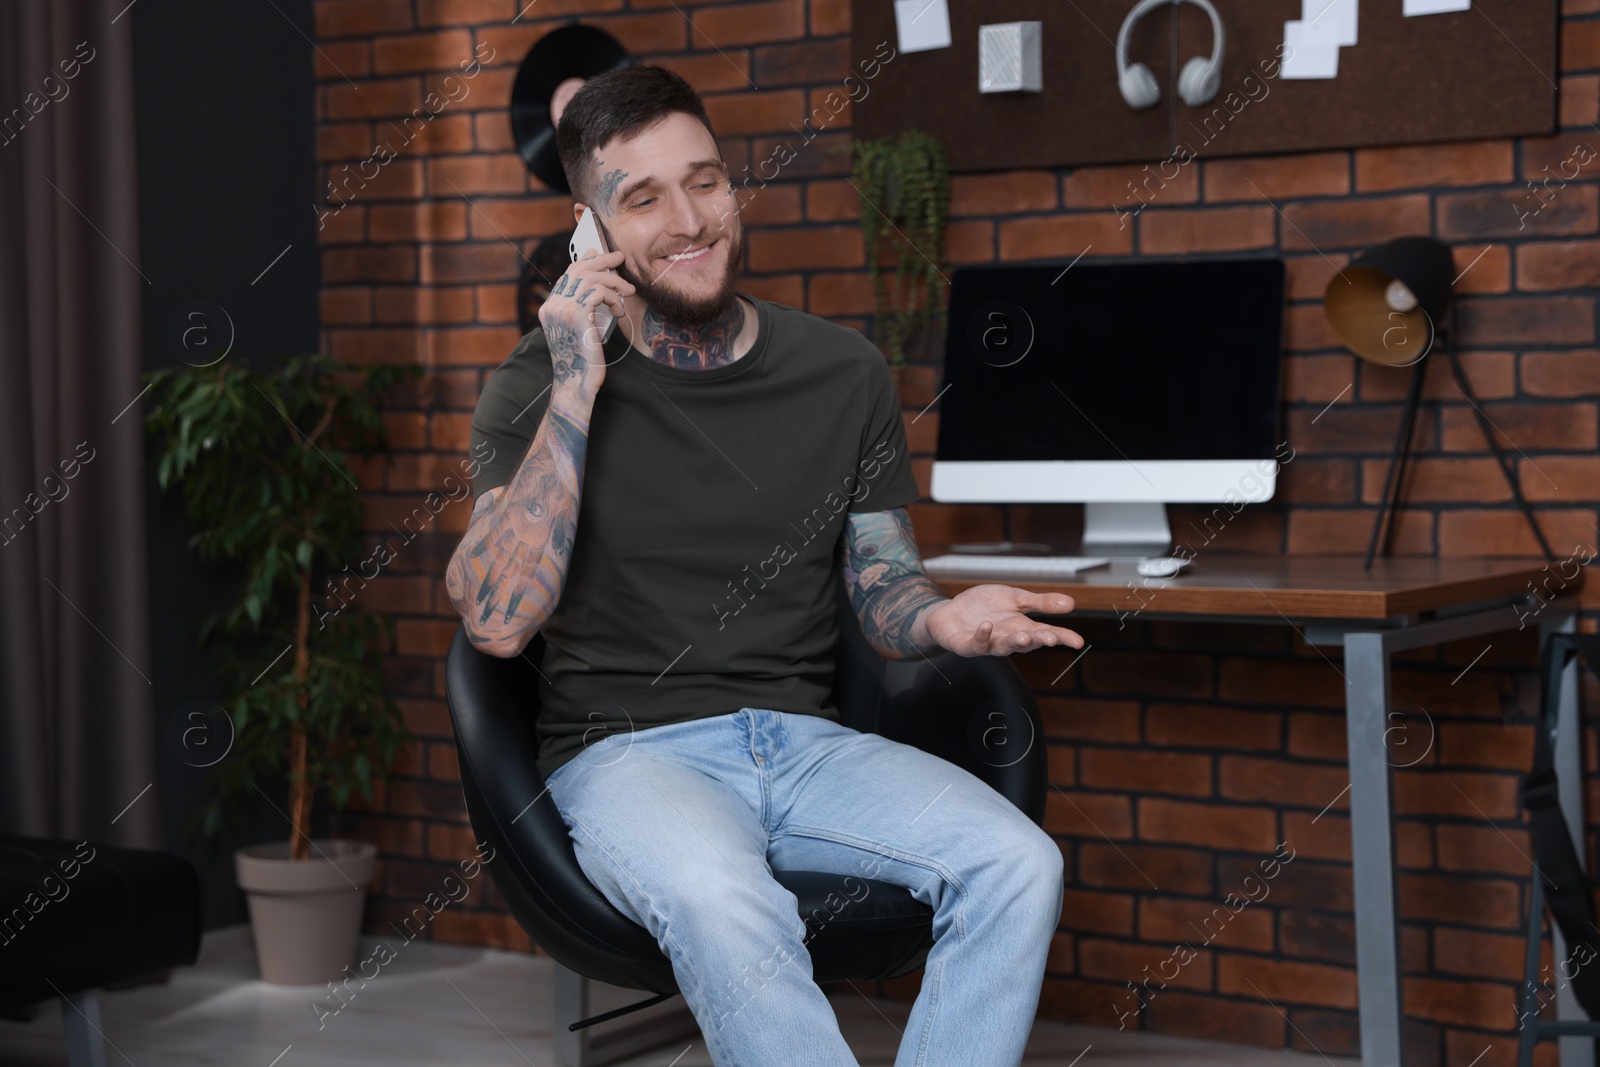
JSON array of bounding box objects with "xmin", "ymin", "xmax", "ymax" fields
[
  {"xmin": 1345, "ymin": 631, "xmax": 1405, "ymax": 1067},
  {"xmin": 1301, "ymin": 599, "xmax": 1581, "ymax": 1067}
]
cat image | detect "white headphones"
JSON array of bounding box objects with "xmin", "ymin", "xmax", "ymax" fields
[{"xmin": 1116, "ymin": 0, "xmax": 1226, "ymax": 110}]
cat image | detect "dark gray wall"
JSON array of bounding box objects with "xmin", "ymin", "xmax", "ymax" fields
[{"xmin": 133, "ymin": 0, "xmax": 324, "ymax": 929}]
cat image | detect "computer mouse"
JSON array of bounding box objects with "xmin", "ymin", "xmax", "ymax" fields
[{"xmin": 1135, "ymin": 557, "xmax": 1190, "ymax": 578}]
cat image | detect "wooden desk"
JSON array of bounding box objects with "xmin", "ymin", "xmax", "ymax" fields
[{"xmin": 927, "ymin": 552, "xmax": 1586, "ymax": 1067}]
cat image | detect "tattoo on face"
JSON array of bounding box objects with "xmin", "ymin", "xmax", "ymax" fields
[
  {"xmin": 639, "ymin": 299, "xmax": 745, "ymax": 371},
  {"xmin": 594, "ymin": 165, "xmax": 628, "ymax": 212}
]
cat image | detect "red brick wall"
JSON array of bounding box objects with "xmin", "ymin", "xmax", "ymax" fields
[{"xmin": 313, "ymin": 1, "xmax": 1600, "ymax": 1063}]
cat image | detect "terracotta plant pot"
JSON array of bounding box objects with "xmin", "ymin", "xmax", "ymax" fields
[{"xmin": 234, "ymin": 838, "xmax": 377, "ymax": 986}]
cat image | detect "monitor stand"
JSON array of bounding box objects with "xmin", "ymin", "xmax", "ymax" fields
[
  {"xmin": 1082, "ymin": 501, "xmax": 1172, "ymax": 559},
  {"xmin": 945, "ymin": 506, "xmax": 1054, "ymax": 555}
]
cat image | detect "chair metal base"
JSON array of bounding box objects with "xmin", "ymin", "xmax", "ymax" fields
[
  {"xmin": 1517, "ymin": 624, "xmax": 1600, "ymax": 1067},
  {"xmin": 553, "ymin": 964, "xmax": 701, "ymax": 1067},
  {"xmin": 1518, "ymin": 874, "xmax": 1600, "ymax": 1067},
  {"xmin": 60, "ymin": 989, "xmax": 108, "ymax": 1067}
]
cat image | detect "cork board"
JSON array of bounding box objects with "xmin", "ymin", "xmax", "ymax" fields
[{"xmin": 851, "ymin": 0, "xmax": 1558, "ymax": 171}]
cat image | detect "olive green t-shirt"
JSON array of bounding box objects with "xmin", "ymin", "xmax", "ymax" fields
[{"xmin": 468, "ymin": 294, "xmax": 920, "ymax": 781}]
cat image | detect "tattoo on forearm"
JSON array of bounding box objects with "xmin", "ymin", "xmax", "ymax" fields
[
  {"xmin": 546, "ymin": 320, "xmax": 588, "ymax": 387},
  {"xmin": 445, "ymin": 403, "xmax": 591, "ymax": 653},
  {"xmin": 545, "ymin": 401, "xmax": 589, "ymax": 457},
  {"xmin": 468, "ymin": 490, "xmax": 498, "ymax": 524},
  {"xmin": 842, "ymin": 507, "xmax": 947, "ymax": 659}
]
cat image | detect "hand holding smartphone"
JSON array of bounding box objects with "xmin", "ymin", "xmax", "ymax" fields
[
  {"xmin": 568, "ymin": 207, "xmax": 618, "ymax": 345},
  {"xmin": 538, "ymin": 209, "xmax": 634, "ymax": 400}
]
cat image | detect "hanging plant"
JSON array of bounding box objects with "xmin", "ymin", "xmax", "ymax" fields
[{"xmin": 850, "ymin": 130, "xmax": 950, "ymax": 368}]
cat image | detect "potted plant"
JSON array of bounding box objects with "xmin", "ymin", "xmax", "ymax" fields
[
  {"xmin": 849, "ymin": 129, "xmax": 951, "ymax": 369},
  {"xmin": 145, "ymin": 353, "xmax": 417, "ymax": 986}
]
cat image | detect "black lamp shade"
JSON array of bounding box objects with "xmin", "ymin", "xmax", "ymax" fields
[{"xmin": 1323, "ymin": 236, "xmax": 1456, "ymax": 366}]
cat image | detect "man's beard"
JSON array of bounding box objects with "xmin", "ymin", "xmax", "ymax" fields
[{"xmin": 616, "ymin": 229, "xmax": 744, "ymax": 328}]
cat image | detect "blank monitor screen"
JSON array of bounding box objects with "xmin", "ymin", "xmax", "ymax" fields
[{"xmin": 935, "ymin": 257, "xmax": 1286, "ymax": 464}]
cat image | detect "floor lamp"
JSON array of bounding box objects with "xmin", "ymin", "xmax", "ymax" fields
[{"xmin": 1322, "ymin": 236, "xmax": 1556, "ymax": 569}]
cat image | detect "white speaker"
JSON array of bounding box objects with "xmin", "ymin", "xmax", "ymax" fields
[{"xmin": 978, "ymin": 21, "xmax": 1042, "ymax": 93}]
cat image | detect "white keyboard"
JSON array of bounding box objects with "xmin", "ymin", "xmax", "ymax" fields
[{"xmin": 922, "ymin": 554, "xmax": 1111, "ymax": 577}]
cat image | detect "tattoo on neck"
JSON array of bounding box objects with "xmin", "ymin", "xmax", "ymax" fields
[{"xmin": 640, "ymin": 299, "xmax": 746, "ymax": 370}]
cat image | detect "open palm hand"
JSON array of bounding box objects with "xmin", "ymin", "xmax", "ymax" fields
[{"xmin": 923, "ymin": 585, "xmax": 1083, "ymax": 658}]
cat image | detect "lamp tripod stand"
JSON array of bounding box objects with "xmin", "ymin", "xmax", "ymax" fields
[{"xmin": 1365, "ymin": 300, "xmax": 1556, "ymax": 569}]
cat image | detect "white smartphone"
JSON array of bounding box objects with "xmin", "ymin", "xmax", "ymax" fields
[{"xmin": 568, "ymin": 206, "xmax": 618, "ymax": 344}]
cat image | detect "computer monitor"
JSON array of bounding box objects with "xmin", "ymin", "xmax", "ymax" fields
[{"xmin": 932, "ymin": 256, "xmax": 1287, "ymax": 557}]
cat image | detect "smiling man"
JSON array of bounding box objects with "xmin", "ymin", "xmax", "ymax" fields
[{"xmin": 445, "ymin": 64, "xmax": 1081, "ymax": 1067}]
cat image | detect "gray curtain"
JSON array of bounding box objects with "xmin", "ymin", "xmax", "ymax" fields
[{"xmin": 0, "ymin": 0, "xmax": 161, "ymax": 847}]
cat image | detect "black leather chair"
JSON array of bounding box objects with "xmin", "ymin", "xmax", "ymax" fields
[{"xmin": 445, "ymin": 571, "xmax": 1047, "ymax": 1061}]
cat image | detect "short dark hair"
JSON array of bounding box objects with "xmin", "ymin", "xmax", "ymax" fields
[{"xmin": 556, "ymin": 64, "xmax": 720, "ymax": 213}]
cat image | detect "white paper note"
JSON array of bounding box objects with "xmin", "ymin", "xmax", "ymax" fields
[
  {"xmin": 1280, "ymin": 20, "xmax": 1341, "ymax": 79},
  {"xmin": 1404, "ymin": 0, "xmax": 1471, "ymax": 14},
  {"xmin": 894, "ymin": 0, "xmax": 952, "ymax": 53},
  {"xmin": 1302, "ymin": 0, "xmax": 1357, "ymax": 46}
]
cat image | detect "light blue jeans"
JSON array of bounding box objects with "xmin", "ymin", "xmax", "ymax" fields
[{"xmin": 544, "ymin": 707, "xmax": 1065, "ymax": 1067}]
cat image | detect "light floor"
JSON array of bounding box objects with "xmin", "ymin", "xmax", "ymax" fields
[{"xmin": 0, "ymin": 925, "xmax": 1355, "ymax": 1066}]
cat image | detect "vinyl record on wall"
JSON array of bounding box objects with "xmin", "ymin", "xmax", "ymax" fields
[{"xmin": 510, "ymin": 24, "xmax": 633, "ymax": 192}]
